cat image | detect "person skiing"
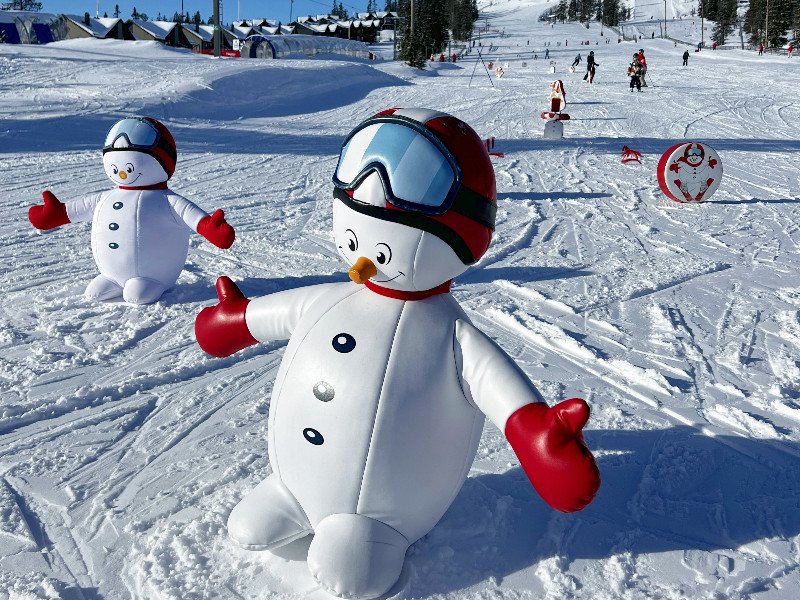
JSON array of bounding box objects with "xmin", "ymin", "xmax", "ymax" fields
[
  {"xmin": 583, "ymin": 51, "xmax": 598, "ymax": 83},
  {"xmin": 571, "ymin": 53, "xmax": 581, "ymax": 67},
  {"xmin": 637, "ymin": 49, "xmax": 648, "ymax": 87},
  {"xmin": 628, "ymin": 53, "xmax": 643, "ymax": 92},
  {"xmin": 682, "ymin": 49, "xmax": 689, "ymax": 66},
  {"xmin": 758, "ymin": 42, "xmax": 764, "ymax": 55},
  {"xmin": 545, "ymin": 47, "xmax": 550, "ymax": 59}
]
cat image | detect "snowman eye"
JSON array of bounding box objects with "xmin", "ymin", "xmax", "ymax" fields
[
  {"xmin": 111, "ymin": 164, "xmax": 118, "ymax": 175},
  {"xmin": 345, "ymin": 229, "xmax": 358, "ymax": 252},
  {"xmin": 126, "ymin": 163, "xmax": 134, "ymax": 174},
  {"xmin": 375, "ymin": 243, "xmax": 392, "ymax": 265}
]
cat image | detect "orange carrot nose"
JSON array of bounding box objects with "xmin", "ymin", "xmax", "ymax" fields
[
  {"xmin": 349, "ymin": 256, "xmax": 377, "ymax": 284},
  {"xmin": 118, "ymin": 171, "xmax": 128, "ymax": 180}
]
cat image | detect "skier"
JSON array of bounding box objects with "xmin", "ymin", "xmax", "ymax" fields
[
  {"xmin": 545, "ymin": 47, "xmax": 549, "ymax": 59},
  {"xmin": 571, "ymin": 53, "xmax": 581, "ymax": 67},
  {"xmin": 637, "ymin": 49, "xmax": 648, "ymax": 86},
  {"xmin": 583, "ymin": 50, "xmax": 598, "ymax": 83},
  {"xmin": 27, "ymin": 117, "xmax": 235, "ymax": 304},
  {"xmin": 683, "ymin": 49, "xmax": 689, "ymax": 66},
  {"xmin": 628, "ymin": 53, "xmax": 643, "ymax": 91},
  {"xmin": 195, "ymin": 108, "xmax": 601, "ymax": 600},
  {"xmin": 758, "ymin": 42, "xmax": 764, "ymax": 55}
]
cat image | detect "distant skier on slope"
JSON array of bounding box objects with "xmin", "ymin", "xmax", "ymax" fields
[
  {"xmin": 583, "ymin": 51, "xmax": 598, "ymax": 83},
  {"xmin": 637, "ymin": 49, "xmax": 648, "ymax": 86},
  {"xmin": 683, "ymin": 49, "xmax": 690, "ymax": 66},
  {"xmin": 571, "ymin": 53, "xmax": 581, "ymax": 67}
]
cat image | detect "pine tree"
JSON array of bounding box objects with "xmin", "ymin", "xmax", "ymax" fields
[
  {"xmin": 132, "ymin": 7, "xmax": 139, "ymax": 20},
  {"xmin": 193, "ymin": 11, "xmax": 202, "ymax": 26},
  {"xmin": 114, "ymin": 4, "xmax": 120, "ymax": 18}
]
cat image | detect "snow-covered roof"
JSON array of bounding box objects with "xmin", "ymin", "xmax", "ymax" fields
[
  {"xmin": 63, "ymin": 14, "xmax": 120, "ymax": 38},
  {"xmin": 129, "ymin": 19, "xmax": 176, "ymax": 40},
  {"xmin": 183, "ymin": 24, "xmax": 214, "ymax": 43}
]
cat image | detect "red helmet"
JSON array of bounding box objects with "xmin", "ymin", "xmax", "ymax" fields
[
  {"xmin": 333, "ymin": 108, "xmax": 496, "ymax": 264},
  {"xmin": 103, "ymin": 117, "xmax": 177, "ymax": 178}
]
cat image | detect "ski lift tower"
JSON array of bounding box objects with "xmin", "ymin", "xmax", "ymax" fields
[{"xmin": 213, "ymin": 0, "xmax": 222, "ymax": 57}]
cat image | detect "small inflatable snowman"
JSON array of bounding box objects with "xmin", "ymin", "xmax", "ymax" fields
[
  {"xmin": 195, "ymin": 109, "xmax": 600, "ymax": 599},
  {"xmin": 28, "ymin": 117, "xmax": 235, "ymax": 304}
]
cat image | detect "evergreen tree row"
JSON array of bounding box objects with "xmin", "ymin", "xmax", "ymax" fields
[
  {"xmin": 551, "ymin": 0, "xmax": 629, "ymax": 27},
  {"xmin": 397, "ymin": 0, "xmax": 479, "ymax": 68},
  {"xmin": 743, "ymin": 0, "xmax": 800, "ymax": 47}
]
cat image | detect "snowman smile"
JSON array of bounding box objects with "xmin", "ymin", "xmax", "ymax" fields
[
  {"xmin": 373, "ymin": 271, "xmax": 405, "ymax": 283},
  {"xmin": 116, "ymin": 173, "xmax": 142, "ymax": 185}
]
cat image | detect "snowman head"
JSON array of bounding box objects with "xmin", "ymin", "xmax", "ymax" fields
[
  {"xmin": 332, "ymin": 109, "xmax": 496, "ymax": 292},
  {"xmin": 102, "ymin": 117, "xmax": 177, "ymax": 187},
  {"xmin": 684, "ymin": 143, "xmax": 704, "ymax": 167}
]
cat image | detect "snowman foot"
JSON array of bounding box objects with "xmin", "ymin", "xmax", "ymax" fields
[
  {"xmin": 122, "ymin": 277, "xmax": 168, "ymax": 305},
  {"xmin": 85, "ymin": 274, "xmax": 122, "ymax": 301},
  {"xmin": 227, "ymin": 474, "xmax": 311, "ymax": 550},
  {"xmin": 308, "ymin": 514, "xmax": 408, "ymax": 599}
]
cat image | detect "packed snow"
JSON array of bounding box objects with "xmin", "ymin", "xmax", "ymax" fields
[{"xmin": 1, "ymin": 0, "xmax": 799, "ymax": 598}]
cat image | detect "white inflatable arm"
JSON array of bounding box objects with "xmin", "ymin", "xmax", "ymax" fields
[
  {"xmin": 65, "ymin": 192, "xmax": 104, "ymax": 223},
  {"xmin": 167, "ymin": 193, "xmax": 208, "ymax": 231},
  {"xmin": 454, "ymin": 319, "xmax": 543, "ymax": 430},
  {"xmin": 245, "ymin": 284, "xmax": 340, "ymax": 343}
]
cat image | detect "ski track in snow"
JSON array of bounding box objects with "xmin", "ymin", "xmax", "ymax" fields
[{"xmin": 2, "ymin": 1, "xmax": 800, "ymax": 598}]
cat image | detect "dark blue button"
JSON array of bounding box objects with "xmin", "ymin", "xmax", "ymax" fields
[
  {"xmin": 109, "ymin": 243, "xmax": 119, "ymax": 249},
  {"xmin": 332, "ymin": 333, "xmax": 356, "ymax": 353},
  {"xmin": 109, "ymin": 223, "xmax": 119, "ymax": 230},
  {"xmin": 112, "ymin": 202, "xmax": 123, "ymax": 210},
  {"xmin": 303, "ymin": 428, "xmax": 324, "ymax": 445}
]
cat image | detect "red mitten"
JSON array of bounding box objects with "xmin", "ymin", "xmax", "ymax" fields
[
  {"xmin": 198, "ymin": 209, "xmax": 235, "ymax": 249},
  {"xmin": 195, "ymin": 276, "xmax": 258, "ymax": 357},
  {"xmin": 29, "ymin": 191, "xmax": 70, "ymax": 230},
  {"xmin": 505, "ymin": 399, "xmax": 600, "ymax": 513}
]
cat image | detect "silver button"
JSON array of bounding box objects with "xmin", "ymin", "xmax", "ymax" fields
[{"xmin": 313, "ymin": 381, "xmax": 335, "ymax": 402}]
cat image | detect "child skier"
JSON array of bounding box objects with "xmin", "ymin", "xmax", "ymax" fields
[
  {"xmin": 628, "ymin": 54, "xmax": 643, "ymax": 92},
  {"xmin": 571, "ymin": 53, "xmax": 581, "ymax": 67}
]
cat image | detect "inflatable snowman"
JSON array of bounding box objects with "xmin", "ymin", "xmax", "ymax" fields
[
  {"xmin": 28, "ymin": 117, "xmax": 235, "ymax": 304},
  {"xmin": 195, "ymin": 109, "xmax": 600, "ymax": 599}
]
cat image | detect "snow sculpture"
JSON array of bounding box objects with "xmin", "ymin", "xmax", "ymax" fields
[
  {"xmin": 657, "ymin": 142, "xmax": 723, "ymax": 202},
  {"xmin": 541, "ymin": 80, "xmax": 570, "ymax": 139},
  {"xmin": 27, "ymin": 117, "xmax": 235, "ymax": 304},
  {"xmin": 195, "ymin": 109, "xmax": 600, "ymax": 599}
]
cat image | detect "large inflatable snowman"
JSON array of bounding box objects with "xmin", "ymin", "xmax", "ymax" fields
[
  {"xmin": 28, "ymin": 117, "xmax": 235, "ymax": 304},
  {"xmin": 195, "ymin": 109, "xmax": 600, "ymax": 599}
]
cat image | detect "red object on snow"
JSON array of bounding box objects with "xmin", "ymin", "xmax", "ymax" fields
[
  {"xmin": 505, "ymin": 399, "xmax": 601, "ymax": 513},
  {"xmin": 657, "ymin": 142, "xmax": 723, "ymax": 203},
  {"xmin": 195, "ymin": 276, "xmax": 258, "ymax": 357},
  {"xmin": 540, "ymin": 112, "xmax": 571, "ymax": 120},
  {"xmin": 489, "ymin": 151, "xmax": 505, "ymax": 158},
  {"xmin": 621, "ymin": 145, "xmax": 642, "ymax": 164}
]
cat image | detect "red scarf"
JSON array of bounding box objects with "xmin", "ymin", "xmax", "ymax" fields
[
  {"xmin": 119, "ymin": 182, "xmax": 169, "ymax": 190},
  {"xmin": 365, "ymin": 279, "xmax": 452, "ymax": 300}
]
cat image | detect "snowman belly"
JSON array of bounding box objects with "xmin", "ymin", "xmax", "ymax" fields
[
  {"xmin": 270, "ymin": 290, "xmax": 483, "ymax": 542},
  {"xmin": 90, "ymin": 189, "xmax": 190, "ymax": 285}
]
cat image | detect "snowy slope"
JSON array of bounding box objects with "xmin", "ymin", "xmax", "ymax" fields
[{"xmin": 2, "ymin": 1, "xmax": 800, "ymax": 598}]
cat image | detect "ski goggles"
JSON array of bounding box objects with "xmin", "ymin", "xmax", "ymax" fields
[
  {"xmin": 104, "ymin": 118, "xmax": 162, "ymax": 150},
  {"xmin": 687, "ymin": 147, "xmax": 703, "ymax": 158},
  {"xmin": 333, "ymin": 115, "xmax": 470, "ymax": 217}
]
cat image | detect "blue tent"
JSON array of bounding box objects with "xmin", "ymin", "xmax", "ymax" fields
[{"xmin": 31, "ymin": 22, "xmax": 53, "ymax": 43}]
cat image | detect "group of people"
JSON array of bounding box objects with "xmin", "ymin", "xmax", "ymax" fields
[{"xmin": 627, "ymin": 49, "xmax": 648, "ymax": 92}]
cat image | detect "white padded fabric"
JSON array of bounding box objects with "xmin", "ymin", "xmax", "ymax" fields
[
  {"xmin": 66, "ymin": 187, "xmax": 207, "ymax": 292},
  {"xmin": 454, "ymin": 319, "xmax": 542, "ymax": 431}
]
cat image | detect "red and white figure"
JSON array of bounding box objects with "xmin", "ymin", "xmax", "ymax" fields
[
  {"xmin": 195, "ymin": 108, "xmax": 600, "ymax": 600},
  {"xmin": 657, "ymin": 142, "xmax": 722, "ymax": 203},
  {"xmin": 621, "ymin": 145, "xmax": 642, "ymax": 164},
  {"xmin": 541, "ymin": 81, "xmax": 570, "ymax": 139},
  {"xmin": 28, "ymin": 117, "xmax": 235, "ymax": 304}
]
